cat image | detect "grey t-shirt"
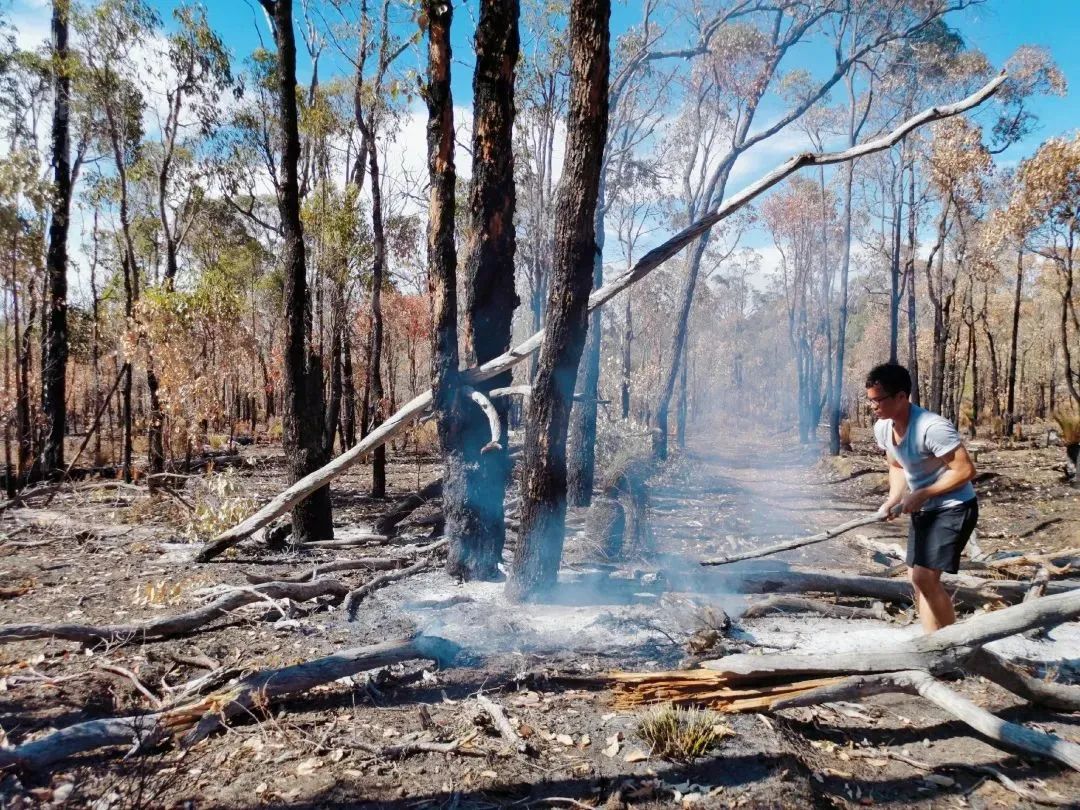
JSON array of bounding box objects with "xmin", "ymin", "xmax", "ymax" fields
[{"xmin": 873, "ymin": 404, "xmax": 976, "ymax": 511}]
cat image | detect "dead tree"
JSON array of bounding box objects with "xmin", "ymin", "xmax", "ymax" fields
[
  {"xmin": 448, "ymin": 0, "xmax": 521, "ymax": 580},
  {"xmin": 39, "ymin": 0, "xmax": 71, "ymax": 477},
  {"xmin": 506, "ymin": 0, "xmax": 611, "ymax": 601},
  {"xmin": 194, "ymin": 74, "xmax": 1007, "ymax": 563},
  {"xmin": 259, "ymin": 0, "xmax": 333, "ymax": 542}
]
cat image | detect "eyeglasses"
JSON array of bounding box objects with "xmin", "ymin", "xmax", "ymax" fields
[{"xmin": 866, "ymin": 392, "xmax": 897, "ymax": 405}]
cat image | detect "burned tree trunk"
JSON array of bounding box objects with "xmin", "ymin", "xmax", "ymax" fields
[
  {"xmin": 507, "ymin": 0, "xmax": 610, "ymax": 601},
  {"xmin": 423, "ymin": 0, "xmax": 470, "ymax": 580},
  {"xmin": 566, "ymin": 184, "xmax": 605, "ymax": 506},
  {"xmin": 40, "ymin": 0, "xmax": 71, "ymax": 476},
  {"xmin": 366, "ymin": 136, "xmax": 387, "ymax": 499},
  {"xmin": 1004, "ymin": 247, "xmax": 1023, "ymax": 436},
  {"xmin": 261, "ymin": 0, "xmax": 332, "ymax": 542},
  {"xmin": 447, "ymin": 0, "xmax": 521, "ymax": 580}
]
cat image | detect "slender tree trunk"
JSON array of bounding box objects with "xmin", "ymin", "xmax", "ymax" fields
[
  {"xmin": 830, "ymin": 159, "xmax": 855, "ymax": 456},
  {"xmin": 888, "ymin": 166, "xmax": 903, "ymax": 364},
  {"xmin": 342, "ymin": 330, "xmax": 356, "ymax": 447},
  {"xmin": 906, "ymin": 162, "xmax": 920, "ymax": 406},
  {"xmin": 567, "ymin": 180, "xmax": 604, "ymax": 505},
  {"xmin": 508, "ymin": 0, "xmax": 609, "ymax": 601},
  {"xmin": 40, "ymin": 0, "xmax": 71, "ymax": 476},
  {"xmin": 424, "ymin": 0, "xmax": 472, "ymax": 583},
  {"xmin": 449, "ymin": 0, "xmax": 520, "ymax": 579},
  {"xmin": 366, "ymin": 137, "xmax": 387, "ymax": 499},
  {"xmin": 1004, "ymin": 247, "xmax": 1023, "ymax": 436},
  {"xmin": 262, "ymin": 0, "xmax": 333, "ymax": 541},
  {"xmin": 620, "ymin": 293, "xmax": 632, "ymax": 420},
  {"xmin": 676, "ymin": 338, "xmax": 689, "ymax": 449}
]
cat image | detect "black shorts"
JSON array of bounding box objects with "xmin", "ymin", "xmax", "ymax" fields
[{"xmin": 907, "ymin": 499, "xmax": 979, "ymax": 574}]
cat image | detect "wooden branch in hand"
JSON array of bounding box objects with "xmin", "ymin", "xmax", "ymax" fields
[
  {"xmin": 0, "ymin": 577, "xmax": 349, "ymax": 646},
  {"xmin": 197, "ymin": 75, "xmax": 1007, "ymax": 562},
  {"xmin": 701, "ymin": 511, "xmax": 891, "ymax": 566},
  {"xmin": 0, "ymin": 636, "xmax": 458, "ymax": 771}
]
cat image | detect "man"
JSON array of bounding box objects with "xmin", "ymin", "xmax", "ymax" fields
[{"xmin": 866, "ymin": 363, "xmax": 978, "ymax": 633}]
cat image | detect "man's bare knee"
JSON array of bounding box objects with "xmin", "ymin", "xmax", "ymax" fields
[{"xmin": 910, "ymin": 565, "xmax": 941, "ymax": 593}]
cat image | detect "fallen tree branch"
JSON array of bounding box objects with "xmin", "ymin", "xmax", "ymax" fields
[
  {"xmin": 968, "ymin": 648, "xmax": 1080, "ymax": 713},
  {"xmin": 462, "ymin": 386, "xmax": 502, "ymax": 453},
  {"xmin": 197, "ymin": 75, "xmax": 1007, "ymax": 562},
  {"xmin": 720, "ymin": 565, "xmax": 1075, "ymax": 610},
  {"xmin": 702, "ymin": 511, "xmax": 894, "ymax": 566},
  {"xmin": 344, "ymin": 555, "xmax": 436, "ymax": 619},
  {"xmin": 374, "ymin": 477, "xmax": 443, "ymax": 535},
  {"xmin": 355, "ymin": 729, "xmax": 484, "ymax": 759},
  {"xmin": 0, "ymin": 636, "xmax": 458, "ymax": 771},
  {"xmin": 477, "ymin": 693, "xmax": 534, "ymax": 755},
  {"xmin": 300, "ymin": 534, "xmax": 390, "ymax": 549},
  {"xmin": 0, "ymin": 577, "xmax": 349, "ymax": 646},
  {"xmin": 741, "ymin": 595, "xmax": 891, "ymax": 622},
  {"xmin": 772, "ymin": 669, "xmax": 1080, "ymax": 772}
]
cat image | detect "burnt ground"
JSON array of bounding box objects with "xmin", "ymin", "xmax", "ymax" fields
[{"xmin": 0, "ymin": 421, "xmax": 1078, "ymax": 809}]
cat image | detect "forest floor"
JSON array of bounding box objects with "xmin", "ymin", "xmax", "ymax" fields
[{"xmin": 0, "ymin": 420, "xmax": 1078, "ymax": 809}]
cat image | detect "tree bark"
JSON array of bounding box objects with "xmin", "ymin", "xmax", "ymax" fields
[
  {"xmin": 566, "ymin": 182, "xmax": 605, "ymax": 505},
  {"xmin": 448, "ymin": 0, "xmax": 521, "ymax": 579},
  {"xmin": 1004, "ymin": 247, "xmax": 1023, "ymax": 436},
  {"xmin": 261, "ymin": 0, "xmax": 333, "ymax": 542},
  {"xmin": 40, "ymin": 0, "xmax": 71, "ymax": 476},
  {"xmin": 507, "ymin": 0, "xmax": 610, "ymax": 600},
  {"xmin": 366, "ymin": 136, "xmax": 387, "ymax": 498}
]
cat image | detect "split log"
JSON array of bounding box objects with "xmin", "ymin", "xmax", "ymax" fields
[
  {"xmin": 701, "ymin": 510, "xmax": 895, "ymax": 566},
  {"xmin": 741, "ymin": 595, "xmax": 891, "ymax": 622},
  {"xmin": 770, "ymin": 669, "xmax": 1080, "ymax": 772},
  {"xmin": 0, "ymin": 576, "xmax": 349, "ymax": 646},
  {"xmin": 0, "ymin": 636, "xmax": 458, "ymax": 771},
  {"xmin": 196, "ymin": 76, "xmax": 1007, "ymax": 562}
]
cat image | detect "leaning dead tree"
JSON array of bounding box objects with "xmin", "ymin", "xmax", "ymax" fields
[{"xmin": 196, "ymin": 73, "xmax": 1007, "ymax": 562}]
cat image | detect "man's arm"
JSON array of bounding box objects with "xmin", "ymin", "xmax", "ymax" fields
[
  {"xmin": 879, "ymin": 455, "xmax": 907, "ymax": 520},
  {"xmin": 900, "ymin": 445, "xmax": 977, "ymax": 514}
]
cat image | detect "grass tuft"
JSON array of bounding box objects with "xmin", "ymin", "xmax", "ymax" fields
[{"xmin": 637, "ymin": 705, "xmax": 732, "ymax": 762}]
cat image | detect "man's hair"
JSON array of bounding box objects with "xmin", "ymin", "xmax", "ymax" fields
[{"xmin": 865, "ymin": 363, "xmax": 911, "ymax": 396}]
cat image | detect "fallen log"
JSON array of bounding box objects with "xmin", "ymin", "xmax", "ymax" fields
[
  {"xmin": 741, "ymin": 595, "xmax": 891, "ymax": 622},
  {"xmin": 196, "ymin": 76, "xmax": 1007, "ymax": 562},
  {"xmin": 702, "ymin": 511, "xmax": 895, "ymax": 566},
  {"xmin": 723, "ymin": 565, "xmax": 1075, "ymax": 609},
  {"xmin": 0, "ymin": 577, "xmax": 349, "ymax": 646},
  {"xmin": 770, "ymin": 669, "xmax": 1080, "ymax": 772},
  {"xmin": 0, "ymin": 636, "xmax": 458, "ymax": 771},
  {"xmin": 373, "ymin": 477, "xmax": 443, "ymax": 535}
]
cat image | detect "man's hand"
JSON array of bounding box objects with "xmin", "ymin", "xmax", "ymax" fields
[
  {"xmin": 900, "ymin": 489, "xmax": 929, "ymax": 514},
  {"xmin": 877, "ymin": 500, "xmax": 902, "ymax": 521}
]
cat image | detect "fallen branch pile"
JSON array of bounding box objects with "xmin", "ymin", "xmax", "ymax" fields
[
  {"xmin": 610, "ymin": 589, "xmax": 1080, "ymax": 771},
  {"xmin": 0, "ymin": 636, "xmax": 458, "ymax": 771}
]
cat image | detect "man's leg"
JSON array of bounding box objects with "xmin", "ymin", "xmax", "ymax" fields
[{"xmin": 909, "ymin": 565, "xmax": 955, "ymax": 633}]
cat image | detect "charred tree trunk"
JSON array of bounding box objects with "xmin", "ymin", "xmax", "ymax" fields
[
  {"xmin": 366, "ymin": 140, "xmax": 387, "ymax": 498},
  {"xmin": 448, "ymin": 0, "xmax": 521, "ymax": 579},
  {"xmin": 342, "ymin": 330, "xmax": 356, "ymax": 447},
  {"xmin": 906, "ymin": 162, "xmax": 920, "ymax": 406},
  {"xmin": 1004, "ymin": 247, "xmax": 1023, "ymax": 436},
  {"xmin": 261, "ymin": 0, "xmax": 333, "ymax": 542},
  {"xmin": 424, "ymin": 0, "xmax": 472, "ymax": 581},
  {"xmin": 620, "ymin": 294, "xmax": 632, "ymax": 420},
  {"xmin": 40, "ymin": 0, "xmax": 71, "ymax": 476},
  {"xmin": 507, "ymin": 0, "xmax": 609, "ymax": 601},
  {"xmin": 566, "ymin": 181, "xmax": 604, "ymax": 506}
]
